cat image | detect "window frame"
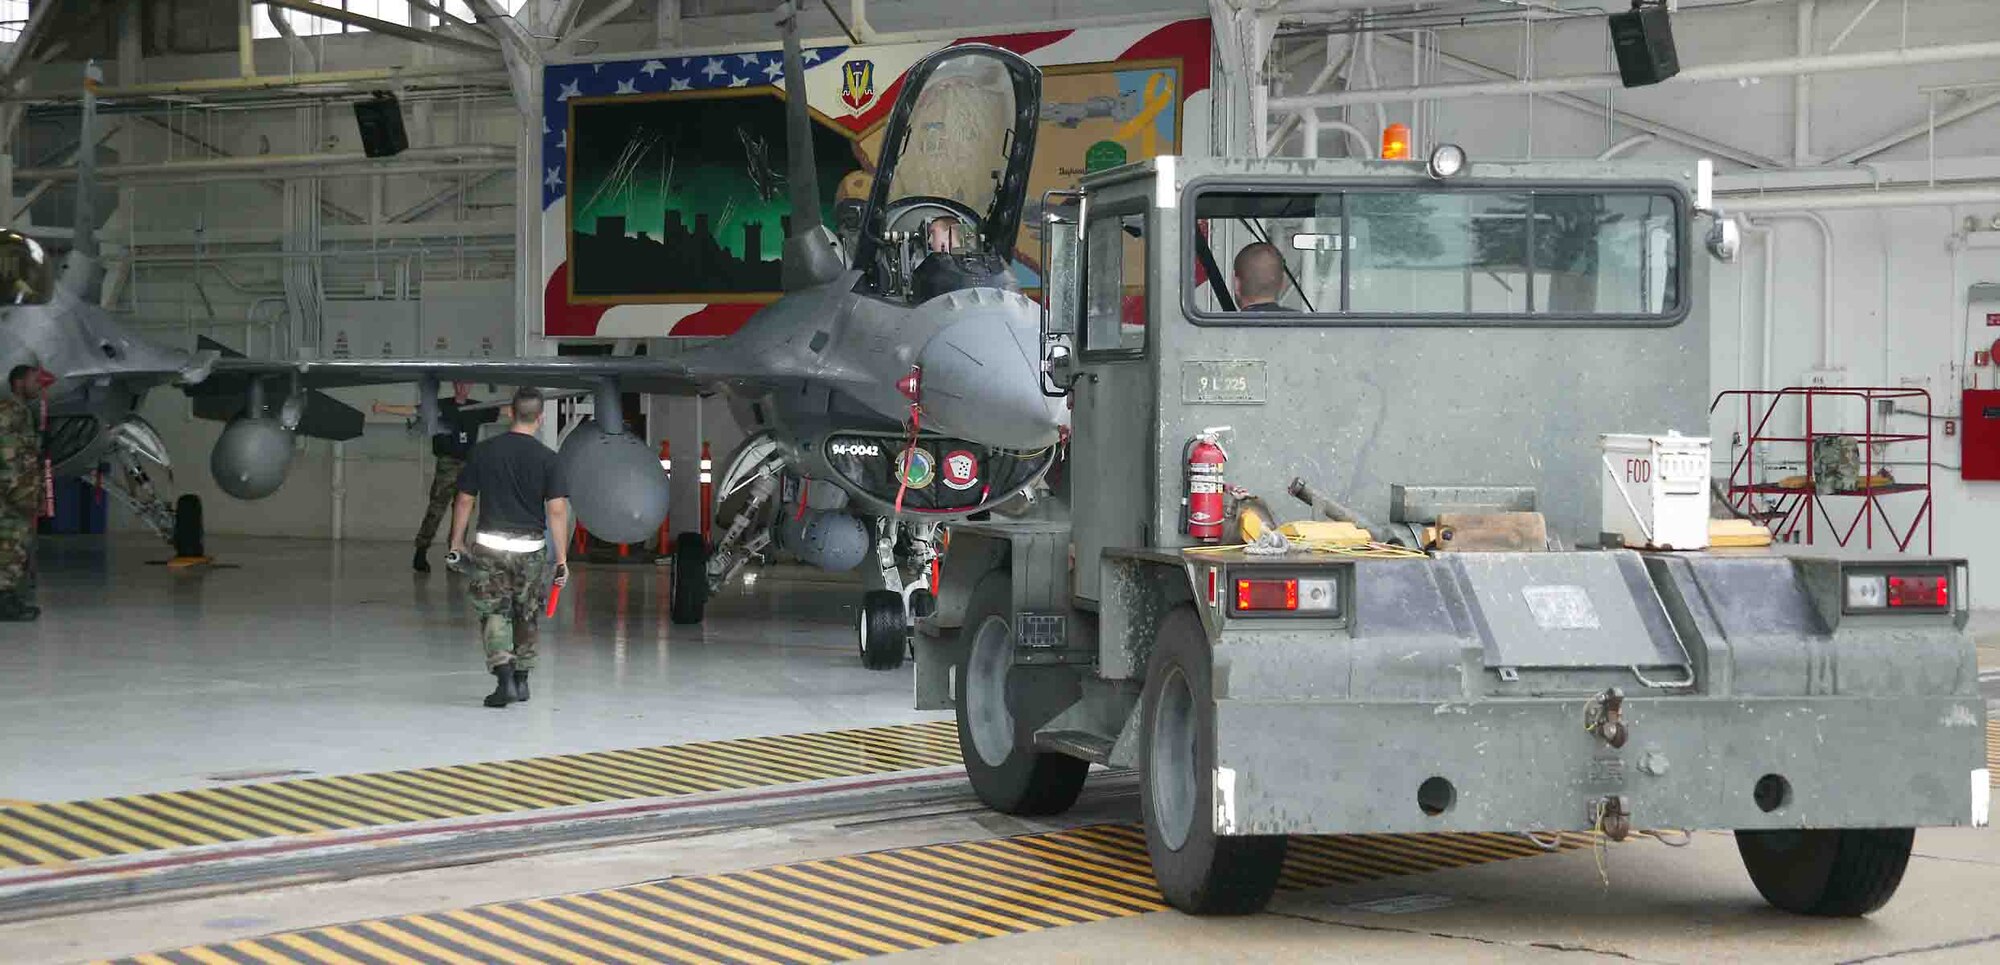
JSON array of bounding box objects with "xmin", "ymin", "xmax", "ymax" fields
[
  {"xmin": 1079, "ymin": 199, "xmax": 1152, "ymax": 362},
  {"xmin": 1180, "ymin": 177, "xmax": 1692, "ymax": 329}
]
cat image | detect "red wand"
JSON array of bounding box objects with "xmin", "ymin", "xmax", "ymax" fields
[{"xmin": 545, "ymin": 582, "xmax": 563, "ymax": 618}]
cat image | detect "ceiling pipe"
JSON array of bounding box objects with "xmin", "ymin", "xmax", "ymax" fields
[
  {"xmin": 1722, "ymin": 184, "xmax": 2000, "ymax": 212},
  {"xmin": 16, "ymin": 153, "xmax": 515, "ymax": 184},
  {"xmin": 1793, "ymin": 0, "xmax": 1815, "ymax": 166},
  {"xmin": 1270, "ymin": 40, "xmax": 2000, "ymax": 110},
  {"xmin": 1597, "ymin": 133, "xmax": 1655, "ymax": 160},
  {"xmin": 12, "ymin": 65, "xmax": 509, "ymax": 103}
]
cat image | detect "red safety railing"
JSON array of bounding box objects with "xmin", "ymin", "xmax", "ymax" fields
[{"xmin": 1710, "ymin": 386, "xmax": 1934, "ymax": 553}]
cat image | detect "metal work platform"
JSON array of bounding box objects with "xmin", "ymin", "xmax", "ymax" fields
[
  {"xmin": 109, "ymin": 824, "xmax": 1586, "ymax": 964},
  {"xmin": 0, "ymin": 721, "xmax": 957, "ymax": 870}
]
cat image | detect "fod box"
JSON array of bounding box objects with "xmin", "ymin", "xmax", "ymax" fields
[{"xmin": 1601, "ymin": 432, "xmax": 1711, "ymax": 550}]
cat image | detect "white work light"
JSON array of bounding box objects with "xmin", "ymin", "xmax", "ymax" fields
[
  {"xmin": 1845, "ymin": 574, "xmax": 1887, "ymax": 611},
  {"xmin": 1426, "ymin": 144, "xmax": 1467, "ymax": 180}
]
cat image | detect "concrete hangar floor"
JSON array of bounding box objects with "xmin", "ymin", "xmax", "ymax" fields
[{"xmin": 1, "ymin": 535, "xmax": 1998, "ymax": 963}]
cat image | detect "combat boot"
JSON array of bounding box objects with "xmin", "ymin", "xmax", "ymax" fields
[
  {"xmin": 0, "ymin": 591, "xmax": 37, "ymax": 621},
  {"xmin": 513, "ymin": 670, "xmax": 531, "ymax": 702},
  {"xmin": 413, "ymin": 547, "xmax": 431, "ymax": 573},
  {"xmin": 483, "ymin": 665, "xmax": 518, "ymax": 707}
]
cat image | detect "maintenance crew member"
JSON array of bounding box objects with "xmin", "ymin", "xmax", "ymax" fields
[
  {"xmin": 373, "ymin": 381, "xmax": 503, "ymax": 573},
  {"xmin": 1234, "ymin": 241, "xmax": 1296, "ymax": 312},
  {"xmin": 0, "ymin": 364, "xmax": 47, "ymax": 621},
  {"xmin": 445, "ymin": 387, "xmax": 570, "ymax": 708}
]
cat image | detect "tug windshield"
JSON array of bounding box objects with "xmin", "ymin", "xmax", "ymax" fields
[{"xmin": 1187, "ymin": 186, "xmax": 1684, "ymax": 325}]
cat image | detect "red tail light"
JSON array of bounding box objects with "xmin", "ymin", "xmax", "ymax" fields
[
  {"xmin": 1887, "ymin": 574, "xmax": 1948, "ymax": 609},
  {"xmin": 1236, "ymin": 578, "xmax": 1298, "ymax": 612}
]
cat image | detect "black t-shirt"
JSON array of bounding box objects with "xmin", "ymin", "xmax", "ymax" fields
[
  {"xmin": 433, "ymin": 398, "xmax": 499, "ymax": 459},
  {"xmin": 456, "ymin": 431, "xmax": 566, "ymax": 537}
]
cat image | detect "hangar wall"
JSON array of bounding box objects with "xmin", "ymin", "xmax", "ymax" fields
[{"xmin": 51, "ymin": 1, "xmax": 2000, "ymax": 603}]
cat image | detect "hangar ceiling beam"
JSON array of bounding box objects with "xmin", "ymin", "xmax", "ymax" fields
[
  {"xmin": 262, "ymin": 0, "xmax": 501, "ymax": 54},
  {"xmin": 1370, "ymin": 34, "xmax": 1782, "ymax": 168},
  {"xmin": 561, "ymin": 0, "xmax": 636, "ymax": 56},
  {"xmin": 1270, "ymin": 39, "xmax": 2000, "ymax": 110},
  {"xmin": 1832, "ymin": 90, "xmax": 2000, "ymax": 165}
]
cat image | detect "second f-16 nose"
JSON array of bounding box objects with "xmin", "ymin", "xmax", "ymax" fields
[{"xmin": 915, "ymin": 298, "xmax": 1066, "ymax": 451}]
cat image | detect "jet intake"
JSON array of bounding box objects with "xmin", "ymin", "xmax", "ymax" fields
[
  {"xmin": 557, "ymin": 419, "xmax": 668, "ymax": 544},
  {"xmin": 778, "ymin": 510, "xmax": 871, "ymax": 572},
  {"xmin": 210, "ymin": 417, "xmax": 294, "ymax": 500}
]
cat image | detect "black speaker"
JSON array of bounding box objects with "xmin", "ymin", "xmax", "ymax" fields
[
  {"xmin": 353, "ymin": 92, "xmax": 409, "ymax": 158},
  {"xmin": 1609, "ymin": 6, "xmax": 1679, "ymax": 88}
]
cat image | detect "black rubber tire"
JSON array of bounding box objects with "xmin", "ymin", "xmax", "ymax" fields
[
  {"xmin": 1736, "ymin": 827, "xmax": 1915, "ymax": 917},
  {"xmin": 667, "ymin": 532, "xmax": 708, "ymax": 625},
  {"xmin": 954, "ymin": 572, "xmax": 1089, "ymax": 815},
  {"xmin": 857, "ymin": 589, "xmax": 908, "ymax": 671},
  {"xmin": 172, "ymin": 494, "xmax": 205, "ymax": 558},
  {"xmin": 1141, "ymin": 606, "xmax": 1287, "ymax": 916}
]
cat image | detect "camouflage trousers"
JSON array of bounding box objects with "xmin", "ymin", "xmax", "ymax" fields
[
  {"xmin": 0, "ymin": 509, "xmax": 33, "ymax": 597},
  {"xmin": 416, "ymin": 456, "xmax": 465, "ymax": 549},
  {"xmin": 468, "ymin": 542, "xmax": 548, "ymax": 670}
]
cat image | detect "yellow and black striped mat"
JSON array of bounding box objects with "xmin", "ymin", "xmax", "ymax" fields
[
  {"xmin": 0, "ymin": 721, "xmax": 959, "ymax": 870},
  {"xmin": 114, "ymin": 823, "xmax": 1582, "ymax": 964}
]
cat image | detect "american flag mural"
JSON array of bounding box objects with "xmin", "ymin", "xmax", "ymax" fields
[{"xmin": 539, "ymin": 18, "xmax": 1211, "ymax": 339}]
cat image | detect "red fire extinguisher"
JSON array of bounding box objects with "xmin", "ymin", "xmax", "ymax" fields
[{"xmin": 1183, "ymin": 426, "xmax": 1230, "ymax": 541}]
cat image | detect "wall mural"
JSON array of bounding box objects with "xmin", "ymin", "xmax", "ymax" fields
[
  {"xmin": 567, "ymin": 90, "xmax": 862, "ymax": 303},
  {"xmin": 540, "ymin": 18, "xmax": 1210, "ymax": 338}
]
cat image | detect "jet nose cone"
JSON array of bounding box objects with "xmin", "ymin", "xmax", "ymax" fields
[{"xmin": 916, "ymin": 302, "xmax": 1066, "ymax": 451}]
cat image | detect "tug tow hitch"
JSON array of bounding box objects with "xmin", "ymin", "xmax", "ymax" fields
[{"xmin": 1584, "ymin": 687, "xmax": 1629, "ymax": 749}]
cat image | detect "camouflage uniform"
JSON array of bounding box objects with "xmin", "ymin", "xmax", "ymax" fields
[
  {"xmin": 0, "ymin": 393, "xmax": 41, "ymax": 606},
  {"xmin": 415, "ymin": 455, "xmax": 465, "ymax": 549},
  {"xmin": 468, "ymin": 543, "xmax": 548, "ymax": 670}
]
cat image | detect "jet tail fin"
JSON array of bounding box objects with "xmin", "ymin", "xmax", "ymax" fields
[
  {"xmin": 778, "ymin": 2, "xmax": 820, "ymax": 241},
  {"xmin": 57, "ymin": 60, "xmax": 106, "ymax": 302},
  {"xmin": 774, "ymin": 2, "xmax": 845, "ymax": 290}
]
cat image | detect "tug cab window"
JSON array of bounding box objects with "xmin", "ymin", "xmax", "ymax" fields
[
  {"xmin": 0, "ymin": 231, "xmax": 51, "ymax": 306},
  {"xmin": 1084, "ymin": 209, "xmax": 1147, "ymax": 356},
  {"xmin": 1186, "ymin": 186, "xmax": 1684, "ymax": 324}
]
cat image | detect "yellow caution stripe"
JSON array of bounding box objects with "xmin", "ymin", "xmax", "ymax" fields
[
  {"xmin": 111, "ymin": 822, "xmax": 1583, "ymax": 964},
  {"xmin": 0, "ymin": 721, "xmax": 959, "ymax": 870}
]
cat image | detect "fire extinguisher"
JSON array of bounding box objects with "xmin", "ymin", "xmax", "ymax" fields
[{"xmin": 1182, "ymin": 426, "xmax": 1231, "ymax": 542}]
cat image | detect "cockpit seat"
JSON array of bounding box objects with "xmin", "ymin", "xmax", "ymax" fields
[{"xmin": 912, "ymin": 251, "xmax": 1018, "ymax": 303}]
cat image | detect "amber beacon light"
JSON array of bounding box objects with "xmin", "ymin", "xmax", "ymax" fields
[{"xmin": 1380, "ymin": 123, "xmax": 1411, "ymax": 161}]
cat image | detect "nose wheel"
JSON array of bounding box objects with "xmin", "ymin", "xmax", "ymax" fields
[{"xmin": 857, "ymin": 590, "xmax": 908, "ymax": 670}]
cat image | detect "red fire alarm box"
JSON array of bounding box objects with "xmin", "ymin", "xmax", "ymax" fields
[{"xmin": 1963, "ymin": 389, "xmax": 2000, "ymax": 480}]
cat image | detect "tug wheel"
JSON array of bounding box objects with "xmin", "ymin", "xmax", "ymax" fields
[
  {"xmin": 856, "ymin": 589, "xmax": 907, "ymax": 671},
  {"xmin": 667, "ymin": 532, "xmax": 708, "ymax": 625},
  {"xmin": 1736, "ymin": 827, "xmax": 1914, "ymax": 917},
  {"xmin": 955, "ymin": 572, "xmax": 1087, "ymax": 815},
  {"xmin": 1141, "ymin": 605, "xmax": 1287, "ymax": 916}
]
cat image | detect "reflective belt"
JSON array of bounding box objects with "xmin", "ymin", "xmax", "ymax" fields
[{"xmin": 476, "ymin": 532, "xmax": 547, "ymax": 553}]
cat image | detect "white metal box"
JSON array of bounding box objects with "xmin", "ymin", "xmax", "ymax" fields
[{"xmin": 1600, "ymin": 432, "xmax": 1711, "ymax": 550}]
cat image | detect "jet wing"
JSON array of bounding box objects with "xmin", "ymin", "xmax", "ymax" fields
[{"xmin": 195, "ymin": 355, "xmax": 708, "ymax": 395}]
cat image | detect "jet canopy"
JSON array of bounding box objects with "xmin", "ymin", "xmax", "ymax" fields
[
  {"xmin": 851, "ymin": 44, "xmax": 1040, "ymax": 298},
  {"xmin": 0, "ymin": 230, "xmax": 52, "ymax": 306}
]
